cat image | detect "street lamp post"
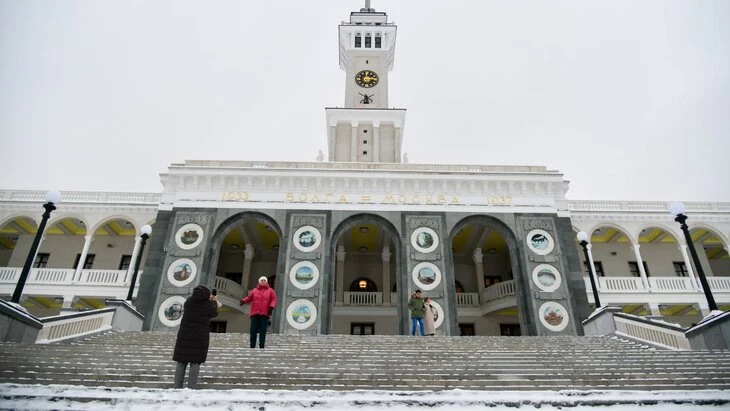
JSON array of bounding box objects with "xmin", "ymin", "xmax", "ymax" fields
[
  {"xmin": 577, "ymin": 231, "xmax": 601, "ymax": 309},
  {"xmin": 670, "ymin": 202, "xmax": 718, "ymax": 312},
  {"xmin": 126, "ymin": 224, "xmax": 152, "ymax": 301},
  {"xmin": 11, "ymin": 191, "xmax": 62, "ymax": 303}
]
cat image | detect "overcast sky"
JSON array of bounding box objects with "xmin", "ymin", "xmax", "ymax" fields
[{"xmin": 1, "ymin": 0, "xmax": 728, "ymax": 202}]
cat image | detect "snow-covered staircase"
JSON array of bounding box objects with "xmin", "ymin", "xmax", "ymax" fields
[{"xmin": 1, "ymin": 331, "xmax": 730, "ymax": 391}]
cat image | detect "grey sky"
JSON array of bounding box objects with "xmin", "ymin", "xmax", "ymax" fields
[{"xmin": 1, "ymin": 0, "xmax": 728, "ymax": 202}]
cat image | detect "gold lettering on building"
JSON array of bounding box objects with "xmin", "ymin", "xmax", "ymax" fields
[
  {"xmin": 223, "ymin": 192, "xmax": 250, "ymax": 201},
  {"xmin": 224, "ymin": 191, "xmax": 513, "ymax": 207}
]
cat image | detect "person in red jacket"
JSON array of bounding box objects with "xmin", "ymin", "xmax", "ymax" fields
[{"xmin": 241, "ymin": 275, "xmax": 277, "ymax": 349}]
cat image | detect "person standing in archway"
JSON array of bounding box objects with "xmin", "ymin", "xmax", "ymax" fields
[{"xmin": 241, "ymin": 276, "xmax": 277, "ymax": 349}]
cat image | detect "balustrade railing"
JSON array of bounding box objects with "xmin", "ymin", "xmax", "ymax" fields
[
  {"xmin": 344, "ymin": 292, "xmax": 382, "ymax": 305},
  {"xmin": 77, "ymin": 270, "xmax": 127, "ymax": 286},
  {"xmin": 483, "ymin": 280, "xmax": 515, "ymax": 302},
  {"xmin": 36, "ymin": 308, "xmax": 115, "ymax": 344},
  {"xmin": 707, "ymin": 277, "xmax": 730, "ymax": 292},
  {"xmin": 648, "ymin": 276, "xmax": 696, "ymax": 292},
  {"xmin": 215, "ymin": 276, "xmax": 245, "ymax": 298},
  {"xmin": 613, "ymin": 313, "xmax": 691, "ymax": 350},
  {"xmin": 596, "ymin": 276, "xmax": 645, "ymax": 292},
  {"xmin": 456, "ymin": 292, "xmax": 479, "ymax": 306}
]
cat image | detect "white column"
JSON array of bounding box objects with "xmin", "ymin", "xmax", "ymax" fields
[
  {"xmin": 698, "ymin": 301, "xmax": 711, "ymax": 318},
  {"xmin": 473, "ymin": 248, "xmax": 485, "ymax": 302},
  {"xmin": 126, "ymin": 235, "xmax": 143, "ymax": 283},
  {"xmin": 631, "ymin": 244, "xmax": 650, "ymax": 290},
  {"xmin": 585, "ymin": 243, "xmax": 600, "ymax": 291},
  {"xmin": 61, "ymin": 295, "xmax": 75, "ymax": 311},
  {"xmin": 74, "ymin": 235, "xmax": 93, "ymax": 283},
  {"xmin": 678, "ymin": 244, "xmax": 700, "ymax": 290},
  {"xmin": 336, "ymin": 245, "xmax": 346, "ymax": 304},
  {"xmin": 31, "ymin": 235, "xmax": 46, "ymax": 269},
  {"xmin": 382, "ymin": 246, "xmax": 391, "ymax": 304},
  {"xmin": 328, "ymin": 125, "xmax": 336, "ymax": 161},
  {"xmin": 395, "ymin": 127, "xmax": 402, "ymax": 163},
  {"xmin": 648, "ymin": 302, "xmax": 661, "ymax": 316},
  {"xmin": 350, "ymin": 123, "xmax": 358, "ymax": 162},
  {"xmin": 242, "ymin": 244, "xmax": 255, "ymax": 292},
  {"xmin": 373, "ymin": 122, "xmax": 380, "ymax": 162}
]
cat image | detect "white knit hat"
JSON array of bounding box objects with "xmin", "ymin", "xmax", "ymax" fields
[{"xmin": 258, "ymin": 276, "xmax": 268, "ymax": 283}]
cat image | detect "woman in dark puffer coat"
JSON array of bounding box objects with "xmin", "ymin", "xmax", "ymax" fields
[{"xmin": 172, "ymin": 284, "xmax": 218, "ymax": 389}]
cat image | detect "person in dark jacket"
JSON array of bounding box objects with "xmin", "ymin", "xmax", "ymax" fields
[
  {"xmin": 172, "ymin": 284, "xmax": 218, "ymax": 389},
  {"xmin": 240, "ymin": 275, "xmax": 277, "ymax": 349},
  {"xmin": 408, "ymin": 290, "xmax": 426, "ymax": 336}
]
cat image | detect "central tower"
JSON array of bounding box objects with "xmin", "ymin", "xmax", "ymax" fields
[{"xmin": 325, "ymin": 1, "xmax": 406, "ymax": 163}]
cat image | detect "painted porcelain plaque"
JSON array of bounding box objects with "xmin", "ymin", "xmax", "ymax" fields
[
  {"xmin": 286, "ymin": 299, "xmax": 317, "ymax": 330},
  {"xmin": 531, "ymin": 264, "xmax": 562, "ymax": 293},
  {"xmin": 538, "ymin": 301, "xmax": 569, "ymax": 332},
  {"xmin": 293, "ymin": 226, "xmax": 321, "ymax": 252},
  {"xmin": 175, "ymin": 223, "xmax": 204, "ymax": 250},
  {"xmin": 289, "ymin": 261, "xmax": 319, "ymax": 290},
  {"xmin": 410, "ymin": 227, "xmax": 439, "ymax": 254},
  {"xmin": 526, "ymin": 229, "xmax": 554, "ymax": 255},
  {"xmin": 412, "ymin": 262, "xmax": 442, "ymax": 291},
  {"xmin": 167, "ymin": 258, "xmax": 197, "ymax": 287},
  {"xmin": 158, "ymin": 296, "xmax": 186, "ymax": 327}
]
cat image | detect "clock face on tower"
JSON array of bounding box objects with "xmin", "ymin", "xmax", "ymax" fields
[{"xmin": 355, "ymin": 70, "xmax": 379, "ymax": 88}]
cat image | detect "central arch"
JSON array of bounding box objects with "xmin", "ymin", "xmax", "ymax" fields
[{"xmin": 327, "ymin": 213, "xmax": 402, "ymax": 335}]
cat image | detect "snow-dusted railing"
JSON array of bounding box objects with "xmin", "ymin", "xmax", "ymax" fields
[
  {"xmin": 344, "ymin": 292, "xmax": 382, "ymax": 305},
  {"xmin": 483, "ymin": 280, "xmax": 515, "ymax": 302},
  {"xmin": 648, "ymin": 276, "xmax": 696, "ymax": 292},
  {"xmin": 36, "ymin": 308, "xmax": 115, "ymax": 344},
  {"xmin": 614, "ymin": 313, "xmax": 691, "ymax": 350},
  {"xmin": 456, "ymin": 292, "xmax": 479, "ymax": 306},
  {"xmin": 596, "ymin": 276, "xmax": 645, "ymax": 292}
]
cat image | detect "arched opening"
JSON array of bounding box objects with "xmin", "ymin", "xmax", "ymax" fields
[
  {"xmin": 206, "ymin": 212, "xmax": 282, "ymax": 334},
  {"xmin": 330, "ymin": 214, "xmax": 400, "ymax": 335},
  {"xmin": 349, "ymin": 278, "xmax": 377, "ymax": 292},
  {"xmin": 450, "ymin": 216, "xmax": 521, "ymax": 336}
]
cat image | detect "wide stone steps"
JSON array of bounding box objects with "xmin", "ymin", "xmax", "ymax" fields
[{"xmin": 1, "ymin": 331, "xmax": 730, "ymax": 391}]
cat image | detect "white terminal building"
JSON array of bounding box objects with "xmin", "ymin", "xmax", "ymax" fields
[{"xmin": 1, "ymin": 3, "xmax": 728, "ymax": 337}]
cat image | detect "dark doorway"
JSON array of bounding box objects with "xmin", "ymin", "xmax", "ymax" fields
[{"xmin": 351, "ymin": 322, "xmax": 375, "ymax": 335}]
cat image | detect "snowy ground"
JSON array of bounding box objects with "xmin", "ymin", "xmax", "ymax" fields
[{"xmin": 1, "ymin": 384, "xmax": 729, "ymax": 410}]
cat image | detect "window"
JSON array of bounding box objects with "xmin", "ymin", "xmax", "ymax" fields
[
  {"xmin": 628, "ymin": 261, "xmax": 650, "ymax": 277},
  {"xmin": 351, "ymin": 322, "xmax": 374, "ymax": 335},
  {"xmin": 459, "ymin": 323, "xmax": 475, "ymax": 336},
  {"xmin": 363, "ymin": 140, "xmax": 368, "ymax": 144},
  {"xmin": 375, "ymin": 36, "xmax": 381, "ymax": 48},
  {"xmin": 364, "ymin": 35, "xmax": 371, "ymax": 48},
  {"xmin": 673, "ymin": 262, "xmax": 689, "ymax": 277},
  {"xmin": 210, "ymin": 321, "xmax": 227, "ymax": 333},
  {"xmin": 33, "ymin": 253, "xmax": 50, "ymax": 268},
  {"xmin": 118, "ymin": 255, "xmax": 132, "ymax": 270},
  {"xmin": 74, "ymin": 254, "xmax": 96, "ymax": 269},
  {"xmin": 500, "ymin": 323, "xmax": 521, "ymax": 336},
  {"xmin": 355, "ymin": 35, "xmax": 361, "ymax": 48},
  {"xmin": 363, "ymin": 151, "xmax": 367, "ymax": 155},
  {"xmin": 583, "ymin": 261, "xmax": 605, "ymax": 277}
]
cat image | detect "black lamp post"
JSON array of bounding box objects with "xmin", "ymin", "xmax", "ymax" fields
[
  {"xmin": 670, "ymin": 202, "xmax": 717, "ymax": 312},
  {"xmin": 577, "ymin": 231, "xmax": 601, "ymax": 308},
  {"xmin": 11, "ymin": 191, "xmax": 61, "ymax": 303},
  {"xmin": 126, "ymin": 224, "xmax": 152, "ymax": 301}
]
